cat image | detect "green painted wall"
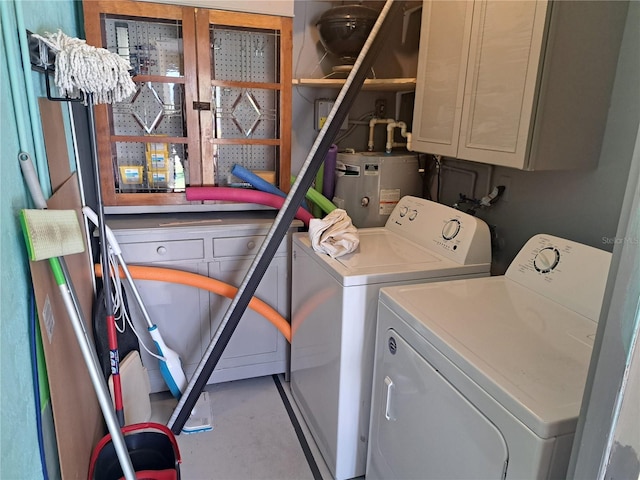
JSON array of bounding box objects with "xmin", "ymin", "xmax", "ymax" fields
[{"xmin": 1, "ymin": 1, "xmax": 81, "ymax": 478}]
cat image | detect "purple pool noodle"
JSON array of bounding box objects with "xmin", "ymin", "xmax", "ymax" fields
[{"xmin": 322, "ymin": 144, "xmax": 338, "ymax": 200}]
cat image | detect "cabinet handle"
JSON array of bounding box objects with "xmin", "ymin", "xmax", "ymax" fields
[
  {"xmin": 157, "ymin": 246, "xmax": 167, "ymax": 255},
  {"xmin": 247, "ymin": 241, "xmax": 256, "ymax": 251},
  {"xmin": 193, "ymin": 101, "xmax": 211, "ymax": 111}
]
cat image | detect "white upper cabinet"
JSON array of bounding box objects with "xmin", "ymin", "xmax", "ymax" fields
[{"xmin": 411, "ymin": 0, "xmax": 628, "ymax": 170}]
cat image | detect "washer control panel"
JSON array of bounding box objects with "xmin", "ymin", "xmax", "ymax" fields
[
  {"xmin": 385, "ymin": 196, "xmax": 491, "ymax": 265},
  {"xmin": 506, "ymin": 234, "xmax": 612, "ymax": 320}
]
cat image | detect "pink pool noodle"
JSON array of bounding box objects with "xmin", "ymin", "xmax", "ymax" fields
[{"xmin": 185, "ymin": 187, "xmax": 314, "ymax": 227}]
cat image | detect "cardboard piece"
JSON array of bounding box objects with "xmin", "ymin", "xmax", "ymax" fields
[
  {"xmin": 37, "ymin": 96, "xmax": 104, "ymax": 476},
  {"xmin": 32, "ymin": 97, "xmax": 106, "ymax": 477},
  {"xmin": 27, "ymin": 175, "xmax": 103, "ymax": 477},
  {"xmin": 30, "ymin": 175, "xmax": 104, "ymax": 478},
  {"xmin": 38, "ymin": 99, "xmax": 72, "ymax": 194}
]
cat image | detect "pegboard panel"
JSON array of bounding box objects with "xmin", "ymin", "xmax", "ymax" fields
[
  {"xmin": 112, "ymin": 82, "xmax": 186, "ymax": 137},
  {"xmin": 213, "ymin": 144, "xmax": 277, "ymax": 186},
  {"xmin": 103, "ymin": 16, "xmax": 184, "ymax": 76},
  {"xmin": 210, "ymin": 26, "xmax": 279, "ymax": 83},
  {"xmin": 211, "ymin": 86, "xmax": 277, "ymax": 139},
  {"xmin": 114, "ymin": 142, "xmax": 187, "ymax": 193}
]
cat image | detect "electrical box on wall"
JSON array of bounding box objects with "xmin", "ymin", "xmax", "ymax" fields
[{"xmin": 315, "ymin": 99, "xmax": 348, "ymax": 131}]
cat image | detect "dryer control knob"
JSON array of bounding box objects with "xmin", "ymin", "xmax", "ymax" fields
[
  {"xmin": 534, "ymin": 247, "xmax": 560, "ymax": 273},
  {"xmin": 442, "ymin": 219, "xmax": 461, "ymax": 240}
]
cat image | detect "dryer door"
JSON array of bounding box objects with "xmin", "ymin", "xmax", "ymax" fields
[{"xmin": 367, "ymin": 328, "xmax": 508, "ymax": 479}]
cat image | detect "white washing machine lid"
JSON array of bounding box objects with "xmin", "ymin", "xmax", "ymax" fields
[
  {"xmin": 293, "ymin": 229, "xmax": 490, "ymax": 287},
  {"xmin": 379, "ymin": 276, "xmax": 597, "ymax": 438}
]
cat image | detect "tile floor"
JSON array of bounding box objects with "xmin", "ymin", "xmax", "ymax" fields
[{"xmin": 150, "ymin": 375, "xmax": 335, "ymax": 480}]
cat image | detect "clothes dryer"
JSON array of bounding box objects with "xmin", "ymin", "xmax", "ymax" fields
[
  {"xmin": 367, "ymin": 234, "xmax": 611, "ymax": 479},
  {"xmin": 290, "ymin": 196, "xmax": 492, "ymax": 480}
]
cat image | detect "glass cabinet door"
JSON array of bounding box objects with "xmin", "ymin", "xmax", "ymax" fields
[
  {"xmin": 196, "ymin": 9, "xmax": 292, "ymax": 192},
  {"xmin": 85, "ymin": 2, "xmax": 201, "ymax": 206},
  {"xmin": 83, "ymin": 1, "xmax": 292, "ymax": 207}
]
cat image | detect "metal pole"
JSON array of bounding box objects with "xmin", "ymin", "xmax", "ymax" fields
[{"xmin": 169, "ymin": 0, "xmax": 405, "ymax": 434}]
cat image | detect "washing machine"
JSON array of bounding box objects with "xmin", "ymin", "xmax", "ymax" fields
[
  {"xmin": 367, "ymin": 234, "xmax": 612, "ymax": 480},
  {"xmin": 290, "ymin": 196, "xmax": 492, "ymax": 480}
]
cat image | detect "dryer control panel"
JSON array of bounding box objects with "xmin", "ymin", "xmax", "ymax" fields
[
  {"xmin": 385, "ymin": 196, "xmax": 491, "ymax": 266},
  {"xmin": 506, "ymin": 234, "xmax": 612, "ymax": 321}
]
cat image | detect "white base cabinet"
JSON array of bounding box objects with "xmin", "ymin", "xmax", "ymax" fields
[
  {"xmin": 411, "ymin": 0, "xmax": 628, "ymax": 170},
  {"xmin": 107, "ymin": 212, "xmax": 299, "ymax": 393}
]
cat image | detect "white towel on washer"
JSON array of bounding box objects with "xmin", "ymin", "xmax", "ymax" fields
[{"xmin": 309, "ymin": 209, "xmax": 359, "ymax": 258}]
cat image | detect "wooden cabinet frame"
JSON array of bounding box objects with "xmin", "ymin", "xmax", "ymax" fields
[
  {"xmin": 195, "ymin": 8, "xmax": 292, "ymax": 193},
  {"xmin": 83, "ymin": 0, "xmax": 292, "ymax": 207}
]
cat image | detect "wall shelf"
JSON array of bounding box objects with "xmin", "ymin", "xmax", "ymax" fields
[{"xmin": 293, "ymin": 77, "xmax": 416, "ymax": 91}]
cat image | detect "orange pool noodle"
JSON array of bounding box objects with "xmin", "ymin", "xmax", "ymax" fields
[{"xmin": 95, "ymin": 264, "xmax": 291, "ymax": 343}]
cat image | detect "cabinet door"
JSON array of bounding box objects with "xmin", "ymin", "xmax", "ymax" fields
[
  {"xmin": 195, "ymin": 9, "xmax": 292, "ymax": 192},
  {"xmin": 457, "ymin": 0, "xmax": 549, "ymax": 168},
  {"xmin": 83, "ymin": 1, "xmax": 202, "ymax": 206},
  {"xmin": 83, "ymin": 0, "xmax": 293, "ymax": 207},
  {"xmin": 122, "ymin": 260, "xmax": 211, "ymax": 393},
  {"xmin": 411, "ymin": 0, "xmax": 474, "ymax": 157},
  {"xmin": 206, "ymin": 255, "xmax": 288, "ymax": 383}
]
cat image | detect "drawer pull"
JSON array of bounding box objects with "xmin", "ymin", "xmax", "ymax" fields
[
  {"xmin": 247, "ymin": 241, "xmax": 256, "ymax": 251},
  {"xmin": 157, "ymin": 246, "xmax": 167, "ymax": 255}
]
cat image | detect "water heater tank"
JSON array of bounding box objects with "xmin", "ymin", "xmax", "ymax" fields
[{"xmin": 332, "ymin": 151, "xmax": 423, "ymax": 228}]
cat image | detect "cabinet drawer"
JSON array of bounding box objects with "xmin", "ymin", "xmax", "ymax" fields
[
  {"xmin": 213, "ymin": 235, "xmax": 286, "ymax": 258},
  {"xmin": 120, "ymin": 239, "xmax": 204, "ymax": 263}
]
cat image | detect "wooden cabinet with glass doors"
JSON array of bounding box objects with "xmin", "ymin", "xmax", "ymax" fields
[{"xmin": 83, "ymin": 0, "xmax": 292, "ymax": 208}]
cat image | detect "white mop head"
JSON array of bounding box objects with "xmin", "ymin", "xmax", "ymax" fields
[
  {"xmin": 182, "ymin": 391, "xmax": 214, "ymax": 435},
  {"xmin": 32, "ymin": 29, "xmax": 136, "ymax": 105}
]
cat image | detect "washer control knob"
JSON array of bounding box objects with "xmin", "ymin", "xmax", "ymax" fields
[
  {"xmin": 442, "ymin": 219, "xmax": 461, "ymax": 240},
  {"xmin": 534, "ymin": 247, "xmax": 560, "ymax": 273},
  {"xmin": 399, "ymin": 206, "xmax": 408, "ymax": 217},
  {"xmin": 361, "ymin": 197, "xmax": 370, "ymax": 207},
  {"xmin": 408, "ymin": 210, "xmax": 418, "ymax": 221}
]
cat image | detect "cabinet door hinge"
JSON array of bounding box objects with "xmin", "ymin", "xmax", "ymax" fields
[{"xmin": 193, "ymin": 101, "xmax": 211, "ymax": 111}]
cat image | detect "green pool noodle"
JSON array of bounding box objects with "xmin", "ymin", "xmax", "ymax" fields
[
  {"xmin": 313, "ymin": 165, "xmax": 324, "ymax": 218},
  {"xmin": 291, "ymin": 175, "xmax": 336, "ymax": 215}
]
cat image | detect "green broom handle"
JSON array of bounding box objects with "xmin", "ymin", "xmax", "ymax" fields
[
  {"xmin": 49, "ymin": 256, "xmax": 135, "ymax": 480},
  {"xmin": 48, "ymin": 258, "xmax": 65, "ymax": 286}
]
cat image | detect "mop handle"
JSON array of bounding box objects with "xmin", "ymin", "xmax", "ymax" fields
[
  {"xmin": 85, "ymin": 97, "xmax": 125, "ymax": 428},
  {"xmin": 18, "ymin": 152, "xmax": 47, "ymax": 209}
]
